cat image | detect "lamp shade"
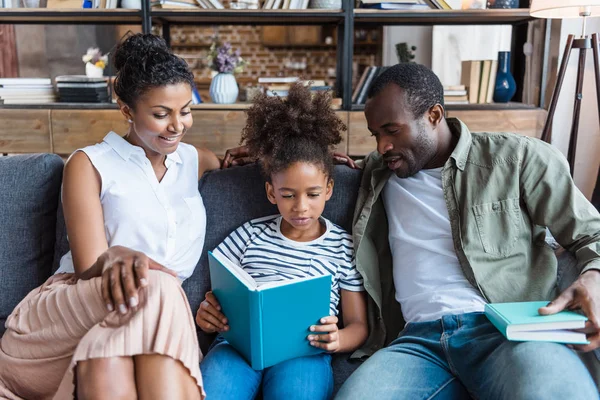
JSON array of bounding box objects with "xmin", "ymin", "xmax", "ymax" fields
[{"xmin": 530, "ymin": 0, "xmax": 600, "ymax": 18}]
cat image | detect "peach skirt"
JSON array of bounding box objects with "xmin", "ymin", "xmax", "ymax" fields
[{"xmin": 0, "ymin": 271, "xmax": 204, "ymax": 400}]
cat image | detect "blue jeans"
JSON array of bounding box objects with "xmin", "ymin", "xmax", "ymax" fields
[
  {"xmin": 336, "ymin": 312, "xmax": 598, "ymax": 400},
  {"xmin": 200, "ymin": 337, "xmax": 333, "ymax": 400}
]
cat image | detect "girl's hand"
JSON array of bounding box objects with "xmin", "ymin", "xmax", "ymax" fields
[
  {"xmin": 196, "ymin": 291, "xmax": 230, "ymax": 333},
  {"xmin": 307, "ymin": 316, "xmax": 340, "ymax": 353},
  {"xmin": 97, "ymin": 246, "xmax": 177, "ymax": 315}
]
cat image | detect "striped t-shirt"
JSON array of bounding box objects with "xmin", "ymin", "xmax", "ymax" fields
[{"xmin": 214, "ymin": 215, "xmax": 364, "ymax": 316}]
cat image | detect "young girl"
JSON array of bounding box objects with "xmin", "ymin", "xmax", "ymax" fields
[
  {"xmin": 0, "ymin": 34, "xmax": 222, "ymax": 400},
  {"xmin": 196, "ymin": 83, "xmax": 369, "ymax": 400}
]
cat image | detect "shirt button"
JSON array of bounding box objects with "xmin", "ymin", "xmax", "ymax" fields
[{"xmin": 492, "ymin": 203, "xmax": 500, "ymax": 211}]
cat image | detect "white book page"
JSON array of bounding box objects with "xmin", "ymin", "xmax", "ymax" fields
[
  {"xmin": 212, "ymin": 252, "xmax": 257, "ymax": 290},
  {"xmin": 510, "ymin": 330, "xmax": 588, "ymax": 343},
  {"xmin": 508, "ymin": 320, "xmax": 587, "ymax": 333},
  {"xmin": 257, "ymin": 274, "xmax": 327, "ymax": 291}
]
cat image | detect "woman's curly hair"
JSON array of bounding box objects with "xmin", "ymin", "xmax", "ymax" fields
[
  {"xmin": 113, "ymin": 33, "xmax": 194, "ymax": 108},
  {"xmin": 241, "ymin": 82, "xmax": 346, "ymax": 181}
]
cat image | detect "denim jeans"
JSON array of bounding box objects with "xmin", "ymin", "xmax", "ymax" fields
[
  {"xmin": 200, "ymin": 337, "xmax": 333, "ymax": 400},
  {"xmin": 335, "ymin": 312, "xmax": 598, "ymax": 400}
]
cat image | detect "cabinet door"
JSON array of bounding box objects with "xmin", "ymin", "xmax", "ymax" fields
[
  {"xmin": 288, "ymin": 27, "xmax": 322, "ymax": 46},
  {"xmin": 261, "ymin": 26, "xmax": 289, "ymax": 46}
]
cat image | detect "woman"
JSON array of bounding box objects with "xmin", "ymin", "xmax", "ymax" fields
[{"xmin": 0, "ymin": 33, "xmax": 219, "ymax": 400}]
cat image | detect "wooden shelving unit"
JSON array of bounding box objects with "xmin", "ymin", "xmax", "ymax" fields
[
  {"xmin": 352, "ymin": 102, "xmax": 538, "ymax": 112},
  {"xmin": 353, "ymin": 8, "xmax": 532, "ymax": 25},
  {"xmin": 0, "ymin": 2, "xmax": 548, "ymax": 157},
  {"xmin": 0, "ymin": 8, "xmax": 142, "ymax": 24},
  {"xmin": 151, "ymin": 9, "xmax": 344, "ymax": 25}
]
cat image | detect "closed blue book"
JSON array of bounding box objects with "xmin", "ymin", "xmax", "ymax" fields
[
  {"xmin": 208, "ymin": 251, "xmax": 331, "ymax": 370},
  {"xmin": 484, "ymin": 301, "xmax": 589, "ymax": 344}
]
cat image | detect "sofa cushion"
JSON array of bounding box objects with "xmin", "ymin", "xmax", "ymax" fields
[
  {"xmin": 185, "ymin": 163, "xmax": 363, "ymax": 352},
  {"xmin": 0, "ymin": 154, "xmax": 64, "ymax": 336}
]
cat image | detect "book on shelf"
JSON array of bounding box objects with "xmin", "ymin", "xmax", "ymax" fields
[
  {"xmin": 208, "ymin": 251, "xmax": 331, "ymax": 370},
  {"xmin": 360, "ymin": 2, "xmax": 429, "ymax": 9},
  {"xmin": 45, "ymin": 0, "xmax": 84, "ymax": 8},
  {"xmin": 485, "ymin": 301, "xmax": 589, "ymax": 345},
  {"xmin": 443, "ymin": 84, "xmax": 468, "ymax": 104},
  {"xmin": 55, "ymin": 75, "xmax": 110, "ymax": 103},
  {"xmin": 258, "ymin": 77, "xmax": 300, "ymax": 84},
  {"xmin": 352, "ymin": 66, "xmax": 389, "ymax": 105},
  {"xmin": 421, "ymin": 0, "xmax": 460, "ymax": 9},
  {"xmin": 460, "ymin": 59, "xmax": 499, "ymax": 104},
  {"xmin": 263, "ymin": 0, "xmax": 308, "ymax": 10},
  {"xmin": 0, "ymin": 78, "xmax": 56, "ymax": 105},
  {"xmin": 151, "ymin": 0, "xmax": 200, "ymax": 7}
]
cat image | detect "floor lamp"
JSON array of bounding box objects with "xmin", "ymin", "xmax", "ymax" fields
[{"xmin": 530, "ymin": 0, "xmax": 600, "ymax": 176}]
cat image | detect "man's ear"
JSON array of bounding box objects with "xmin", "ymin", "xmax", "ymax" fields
[
  {"xmin": 118, "ymin": 99, "xmax": 134, "ymax": 123},
  {"xmin": 265, "ymin": 181, "xmax": 277, "ymax": 205},
  {"xmin": 428, "ymin": 104, "xmax": 445, "ymax": 129},
  {"xmin": 325, "ymin": 178, "xmax": 334, "ymax": 201}
]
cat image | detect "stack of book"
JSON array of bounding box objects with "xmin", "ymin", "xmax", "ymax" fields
[
  {"xmin": 352, "ymin": 66, "xmax": 389, "ymax": 105},
  {"xmin": 460, "ymin": 59, "xmax": 499, "ymax": 104},
  {"xmin": 259, "ymin": 77, "xmax": 332, "ymax": 96},
  {"xmin": 55, "ymin": 76, "xmax": 111, "ymax": 103},
  {"xmin": 444, "ymin": 85, "xmax": 468, "ymax": 105},
  {"xmin": 359, "ymin": 0, "xmax": 429, "ymax": 10},
  {"xmin": 44, "ymin": 0, "xmax": 118, "ymax": 8},
  {"xmin": 0, "ymin": 78, "xmax": 57, "ymax": 105},
  {"xmin": 151, "ymin": 0, "xmax": 224, "ymax": 9}
]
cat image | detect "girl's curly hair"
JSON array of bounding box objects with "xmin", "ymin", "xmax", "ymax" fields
[{"xmin": 240, "ymin": 82, "xmax": 346, "ymax": 181}]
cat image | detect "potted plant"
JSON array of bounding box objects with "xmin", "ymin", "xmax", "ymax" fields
[
  {"xmin": 82, "ymin": 48, "xmax": 108, "ymax": 78},
  {"xmin": 206, "ymin": 40, "xmax": 247, "ymax": 104}
]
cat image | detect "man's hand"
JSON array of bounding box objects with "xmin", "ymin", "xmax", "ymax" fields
[
  {"xmin": 94, "ymin": 246, "xmax": 177, "ymax": 315},
  {"xmin": 196, "ymin": 291, "xmax": 229, "ymax": 333},
  {"xmin": 308, "ymin": 316, "xmax": 340, "ymax": 353},
  {"xmin": 222, "ymin": 146, "xmax": 256, "ymax": 169},
  {"xmin": 539, "ymin": 269, "xmax": 600, "ymax": 351},
  {"xmin": 333, "ymin": 152, "xmax": 358, "ymax": 169}
]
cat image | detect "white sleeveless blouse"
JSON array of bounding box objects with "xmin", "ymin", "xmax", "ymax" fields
[{"xmin": 55, "ymin": 132, "xmax": 207, "ymax": 281}]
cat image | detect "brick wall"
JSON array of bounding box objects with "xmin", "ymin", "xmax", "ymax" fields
[{"xmin": 167, "ymin": 25, "xmax": 380, "ymax": 93}]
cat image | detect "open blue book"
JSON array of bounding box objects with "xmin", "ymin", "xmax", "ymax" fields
[
  {"xmin": 208, "ymin": 251, "xmax": 332, "ymax": 370},
  {"xmin": 485, "ymin": 301, "xmax": 589, "ymax": 344}
]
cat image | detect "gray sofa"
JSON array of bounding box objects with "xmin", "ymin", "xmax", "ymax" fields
[{"xmin": 0, "ymin": 153, "xmax": 363, "ymax": 396}]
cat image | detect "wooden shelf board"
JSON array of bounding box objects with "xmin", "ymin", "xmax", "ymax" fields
[
  {"xmin": 151, "ymin": 9, "xmax": 344, "ymax": 25},
  {"xmin": 352, "ymin": 102, "xmax": 538, "ymax": 112},
  {"xmin": 353, "ymin": 8, "xmax": 533, "ymax": 25},
  {"xmin": 0, "ymin": 102, "xmax": 344, "ymax": 110},
  {"xmin": 0, "ymin": 8, "xmax": 142, "ymax": 24}
]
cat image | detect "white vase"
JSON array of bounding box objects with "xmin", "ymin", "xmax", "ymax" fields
[
  {"xmin": 85, "ymin": 63, "xmax": 104, "ymax": 78},
  {"xmin": 209, "ymin": 73, "xmax": 239, "ymax": 104}
]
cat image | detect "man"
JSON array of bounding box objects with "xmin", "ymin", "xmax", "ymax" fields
[{"xmin": 335, "ymin": 63, "xmax": 600, "ymax": 399}]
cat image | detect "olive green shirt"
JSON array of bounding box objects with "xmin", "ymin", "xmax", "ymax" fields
[{"xmin": 351, "ymin": 118, "xmax": 600, "ymax": 385}]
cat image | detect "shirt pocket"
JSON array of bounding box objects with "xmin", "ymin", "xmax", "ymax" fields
[
  {"xmin": 183, "ymin": 195, "xmax": 206, "ymax": 240},
  {"xmin": 472, "ymin": 198, "xmax": 521, "ymax": 257}
]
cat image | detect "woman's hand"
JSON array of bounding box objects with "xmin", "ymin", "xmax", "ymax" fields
[
  {"xmin": 196, "ymin": 291, "xmax": 230, "ymax": 333},
  {"xmin": 93, "ymin": 246, "xmax": 177, "ymax": 314},
  {"xmin": 308, "ymin": 316, "xmax": 340, "ymax": 353}
]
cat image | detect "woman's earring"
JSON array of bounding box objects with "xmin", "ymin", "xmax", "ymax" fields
[{"xmin": 128, "ymin": 119, "xmax": 133, "ymax": 123}]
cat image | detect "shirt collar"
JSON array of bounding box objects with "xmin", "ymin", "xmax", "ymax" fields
[
  {"xmin": 103, "ymin": 132, "xmax": 183, "ymax": 165},
  {"xmin": 447, "ymin": 118, "xmax": 472, "ymax": 171}
]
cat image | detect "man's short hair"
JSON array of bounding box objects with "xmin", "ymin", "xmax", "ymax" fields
[{"xmin": 367, "ymin": 63, "xmax": 445, "ymax": 118}]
